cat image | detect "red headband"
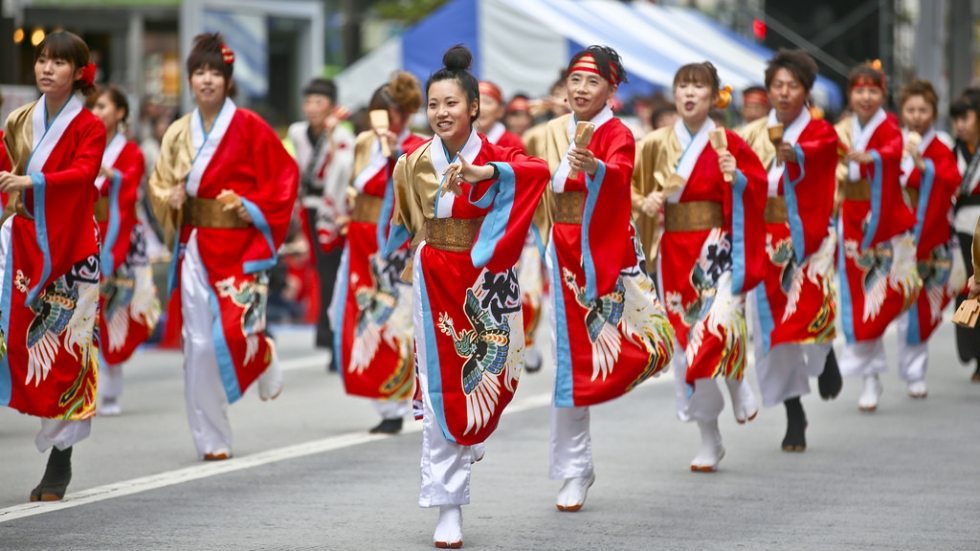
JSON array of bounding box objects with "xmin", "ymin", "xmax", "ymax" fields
[
  {"xmin": 850, "ymin": 75, "xmax": 886, "ymax": 92},
  {"xmin": 221, "ymin": 44, "xmax": 235, "ymax": 65},
  {"xmin": 479, "ymin": 81, "xmax": 503, "ymax": 104},
  {"xmin": 743, "ymin": 89, "xmax": 769, "ymax": 107},
  {"xmin": 506, "ymin": 97, "xmax": 530, "ymax": 114},
  {"xmin": 570, "ymin": 53, "xmax": 620, "ymax": 85}
]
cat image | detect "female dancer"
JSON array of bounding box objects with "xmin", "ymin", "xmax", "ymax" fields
[
  {"xmin": 149, "ymin": 33, "xmax": 297, "ymax": 460},
  {"xmin": 896, "ymin": 80, "xmax": 964, "ymax": 398},
  {"xmin": 0, "ymin": 31, "xmax": 104, "ymax": 501},
  {"xmin": 834, "ymin": 62, "xmax": 920, "ymax": 412},
  {"xmin": 333, "ymin": 71, "xmax": 425, "ymax": 434},
  {"xmin": 736, "ymin": 49, "xmax": 841, "ymax": 451},
  {"xmin": 389, "ymin": 45, "xmax": 549, "ymax": 548},
  {"xmin": 633, "ymin": 62, "xmax": 767, "ymax": 471},
  {"xmin": 91, "ymin": 84, "xmax": 161, "ymax": 416},
  {"xmin": 535, "ymin": 45, "xmax": 674, "ymax": 510}
]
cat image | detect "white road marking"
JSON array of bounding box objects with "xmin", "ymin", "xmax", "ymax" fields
[{"xmin": 0, "ymin": 361, "xmax": 672, "ymax": 523}]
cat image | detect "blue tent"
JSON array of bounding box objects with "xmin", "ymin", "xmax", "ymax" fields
[{"xmin": 336, "ymin": 0, "xmax": 842, "ymax": 111}]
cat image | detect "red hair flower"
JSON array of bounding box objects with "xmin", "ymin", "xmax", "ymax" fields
[
  {"xmin": 221, "ymin": 45, "xmax": 235, "ymax": 65},
  {"xmin": 79, "ymin": 62, "xmax": 96, "ymax": 87}
]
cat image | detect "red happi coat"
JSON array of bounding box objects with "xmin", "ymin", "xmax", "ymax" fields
[
  {"xmin": 334, "ymin": 129, "xmax": 424, "ymax": 401},
  {"xmin": 0, "ymin": 96, "xmax": 105, "ymax": 419},
  {"xmin": 903, "ymin": 129, "xmax": 962, "ymax": 343},
  {"xmin": 835, "ymin": 111, "xmax": 919, "ymax": 343},
  {"xmin": 391, "ymin": 128, "xmax": 549, "ymax": 445},
  {"xmin": 96, "ymin": 136, "xmax": 160, "ymax": 365},
  {"xmin": 740, "ymin": 113, "xmax": 838, "ymax": 353},
  {"xmin": 543, "ymin": 110, "xmax": 674, "ymax": 407},
  {"xmin": 160, "ymin": 101, "xmax": 298, "ymax": 403},
  {"xmin": 658, "ymin": 120, "xmax": 767, "ymax": 386}
]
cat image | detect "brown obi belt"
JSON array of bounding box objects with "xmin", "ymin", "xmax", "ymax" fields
[
  {"xmin": 425, "ymin": 216, "xmax": 484, "ymax": 253},
  {"xmin": 94, "ymin": 197, "xmax": 109, "ymax": 223},
  {"xmin": 905, "ymin": 187, "xmax": 919, "ymax": 208},
  {"xmin": 764, "ymin": 196, "xmax": 789, "ymax": 224},
  {"xmin": 844, "ymin": 179, "xmax": 871, "ymax": 201},
  {"xmin": 664, "ymin": 201, "xmax": 725, "ymax": 232},
  {"xmin": 552, "ymin": 191, "xmax": 584, "ymax": 225},
  {"xmin": 183, "ymin": 197, "xmax": 249, "ymax": 229},
  {"xmin": 351, "ymin": 194, "xmax": 384, "ymax": 224}
]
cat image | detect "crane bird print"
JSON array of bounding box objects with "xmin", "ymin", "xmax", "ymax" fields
[
  {"xmin": 562, "ymin": 268, "xmax": 625, "ymax": 382},
  {"xmin": 215, "ymin": 275, "xmax": 268, "ymax": 365}
]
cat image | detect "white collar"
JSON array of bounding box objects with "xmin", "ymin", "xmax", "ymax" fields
[
  {"xmin": 848, "ymin": 108, "xmax": 887, "ymax": 181},
  {"xmin": 486, "ymin": 121, "xmax": 506, "ymax": 144},
  {"xmin": 900, "ymin": 126, "xmax": 936, "ymax": 186},
  {"xmin": 95, "ymin": 132, "xmax": 127, "ymax": 191},
  {"xmin": 431, "ymin": 126, "xmax": 482, "ymax": 218},
  {"xmin": 187, "ymin": 97, "xmax": 237, "ymax": 196},
  {"xmin": 27, "ymin": 94, "xmax": 84, "ymax": 174},
  {"xmin": 766, "ymin": 108, "xmax": 812, "ymax": 194},
  {"xmin": 552, "ymin": 105, "xmax": 616, "ymax": 193},
  {"xmin": 668, "ymin": 117, "xmax": 716, "ymax": 204}
]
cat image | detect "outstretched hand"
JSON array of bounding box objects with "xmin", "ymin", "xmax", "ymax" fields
[{"xmin": 442, "ymin": 154, "xmax": 495, "ymax": 196}]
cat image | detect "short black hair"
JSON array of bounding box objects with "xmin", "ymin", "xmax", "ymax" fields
[{"xmin": 303, "ymin": 78, "xmax": 337, "ymax": 103}]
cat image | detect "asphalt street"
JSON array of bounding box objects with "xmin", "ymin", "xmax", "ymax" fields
[{"xmin": 0, "ymin": 321, "xmax": 978, "ymax": 550}]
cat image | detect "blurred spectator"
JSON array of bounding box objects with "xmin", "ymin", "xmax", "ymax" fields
[
  {"xmin": 504, "ymin": 94, "xmax": 533, "ymax": 136},
  {"xmin": 741, "ymin": 85, "xmax": 769, "ymax": 124},
  {"xmin": 651, "ymin": 104, "xmax": 679, "ymax": 130}
]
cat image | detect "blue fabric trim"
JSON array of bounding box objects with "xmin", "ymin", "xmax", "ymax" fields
[
  {"xmin": 167, "ymin": 241, "xmax": 181, "ymax": 296},
  {"xmin": 100, "ymin": 170, "xmax": 123, "ymax": 276},
  {"xmin": 375, "ymin": 149, "xmax": 400, "ymax": 253},
  {"xmin": 783, "ymin": 144, "xmax": 808, "ymax": 264},
  {"xmin": 836, "ymin": 223, "xmax": 856, "ymax": 343},
  {"xmin": 417, "ymin": 254, "xmax": 455, "ymax": 442},
  {"xmin": 0, "ymin": 243, "xmax": 14, "ymax": 406},
  {"xmin": 384, "ymin": 223, "xmax": 411, "ymax": 258},
  {"xmin": 913, "ymin": 159, "xmax": 934, "ymax": 246},
  {"xmin": 200, "ymin": 260, "xmax": 243, "ymax": 403},
  {"xmin": 730, "ymin": 169, "xmax": 748, "ymax": 295},
  {"xmin": 549, "ymin": 239, "xmax": 575, "ymax": 407},
  {"xmin": 332, "ymin": 247, "xmax": 350, "ymax": 386},
  {"xmin": 906, "ymin": 304, "xmax": 922, "ymax": 345},
  {"xmin": 754, "ymin": 287, "xmax": 775, "ymax": 355},
  {"xmin": 581, "ymin": 160, "xmax": 607, "ymax": 302},
  {"xmin": 240, "ymin": 198, "xmax": 277, "ymax": 275},
  {"xmin": 26, "ymin": 173, "xmax": 51, "ymax": 304},
  {"xmin": 531, "ymin": 224, "xmax": 545, "ymax": 258},
  {"xmin": 469, "ymin": 162, "xmax": 512, "ymax": 269},
  {"xmin": 861, "ymin": 150, "xmax": 884, "ymax": 251}
]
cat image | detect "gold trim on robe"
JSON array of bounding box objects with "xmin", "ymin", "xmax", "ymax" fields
[
  {"xmin": 631, "ymin": 125, "xmax": 686, "ymax": 266},
  {"xmin": 148, "ymin": 114, "xmax": 195, "ymax": 249}
]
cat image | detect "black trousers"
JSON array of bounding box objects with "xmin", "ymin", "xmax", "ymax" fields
[
  {"xmin": 307, "ymin": 208, "xmax": 343, "ymax": 351},
  {"xmin": 956, "ymin": 231, "xmax": 980, "ymax": 364}
]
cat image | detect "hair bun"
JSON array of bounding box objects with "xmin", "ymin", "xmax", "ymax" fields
[
  {"xmin": 389, "ymin": 70, "xmax": 423, "ymax": 114},
  {"xmin": 443, "ymin": 45, "xmax": 473, "ymax": 72}
]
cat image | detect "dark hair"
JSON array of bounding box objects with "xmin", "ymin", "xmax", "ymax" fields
[
  {"xmin": 674, "ymin": 61, "xmax": 720, "ymax": 96},
  {"xmin": 96, "ymin": 84, "xmax": 130, "ymax": 123},
  {"xmin": 566, "ymin": 45, "xmax": 628, "ymax": 86},
  {"xmin": 303, "ymin": 78, "xmax": 337, "ymax": 103},
  {"xmin": 370, "ymin": 71, "xmax": 422, "ymax": 115},
  {"xmin": 950, "ymin": 88, "xmax": 980, "ymax": 119},
  {"xmin": 650, "ymin": 104, "xmax": 678, "ymax": 129},
  {"xmin": 426, "ymin": 45, "xmax": 480, "ymax": 122},
  {"xmin": 899, "ymin": 79, "xmax": 938, "ymax": 117},
  {"xmin": 550, "ymin": 70, "xmax": 569, "ymax": 95},
  {"xmin": 186, "ymin": 33, "xmax": 233, "ymax": 82},
  {"xmin": 764, "ymin": 49, "xmax": 818, "ymax": 92},
  {"xmin": 847, "ymin": 62, "xmax": 885, "ymax": 92},
  {"xmin": 34, "ymin": 31, "xmax": 95, "ymax": 95}
]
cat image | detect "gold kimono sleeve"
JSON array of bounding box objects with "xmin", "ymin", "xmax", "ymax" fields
[{"xmin": 148, "ymin": 114, "xmax": 194, "ymax": 250}]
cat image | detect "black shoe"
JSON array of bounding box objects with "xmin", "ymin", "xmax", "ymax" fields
[
  {"xmin": 369, "ymin": 418, "xmax": 403, "ymax": 435},
  {"xmin": 30, "ymin": 446, "xmax": 73, "ymax": 502},
  {"xmin": 818, "ymin": 349, "xmax": 842, "ymax": 400},
  {"xmin": 781, "ymin": 398, "xmax": 807, "ymax": 452}
]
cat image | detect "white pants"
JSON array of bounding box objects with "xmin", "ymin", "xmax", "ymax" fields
[
  {"xmin": 100, "ymin": 362, "xmax": 123, "ymax": 401},
  {"xmin": 839, "ymin": 338, "xmax": 888, "ymax": 378},
  {"xmin": 374, "ymin": 399, "xmax": 410, "ymax": 420},
  {"xmin": 896, "ymin": 313, "xmax": 928, "ymax": 382},
  {"xmin": 36, "ymin": 418, "xmax": 91, "ymax": 452},
  {"xmin": 672, "ymin": 344, "xmax": 725, "ymax": 422},
  {"xmin": 550, "ymin": 405, "xmax": 593, "ymax": 479},
  {"xmin": 753, "ymin": 340, "xmax": 833, "ymax": 408},
  {"xmin": 414, "ymin": 255, "xmax": 478, "ymax": 508},
  {"xmin": 181, "ymin": 233, "xmax": 233, "ymax": 457}
]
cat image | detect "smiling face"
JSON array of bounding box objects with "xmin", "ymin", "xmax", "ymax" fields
[
  {"xmin": 768, "ymin": 67, "xmax": 808, "ymax": 125},
  {"xmin": 93, "ymin": 92, "xmax": 125, "ymax": 134},
  {"xmin": 566, "ymin": 70, "xmax": 615, "ymax": 122},
  {"xmin": 190, "ymin": 64, "xmax": 228, "ymax": 111},
  {"xmin": 34, "ymin": 50, "xmax": 79, "ymax": 97},
  {"xmin": 849, "ymin": 85, "xmax": 884, "ymax": 125},
  {"xmin": 427, "ymin": 79, "xmax": 478, "ymax": 150},
  {"xmin": 674, "ymin": 79, "xmax": 715, "ymax": 128},
  {"xmin": 901, "ymin": 94, "xmax": 934, "ymax": 135}
]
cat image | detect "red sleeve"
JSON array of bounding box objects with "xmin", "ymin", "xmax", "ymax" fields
[
  {"xmin": 242, "ymin": 112, "xmax": 300, "ymax": 264},
  {"xmin": 728, "ymin": 129, "xmax": 768, "ymax": 294},
  {"xmin": 497, "ymin": 130, "xmax": 527, "ymax": 155},
  {"xmin": 108, "ymin": 142, "xmax": 145, "ymax": 271},
  {"xmin": 915, "ymin": 139, "xmax": 961, "ymax": 254},
  {"xmin": 863, "ymin": 119, "xmax": 916, "ymax": 247},
  {"xmin": 782, "ymin": 120, "xmax": 838, "ymax": 258}
]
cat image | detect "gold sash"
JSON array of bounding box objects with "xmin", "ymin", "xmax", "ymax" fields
[
  {"xmin": 425, "ymin": 217, "xmax": 484, "ymax": 252},
  {"xmin": 764, "ymin": 196, "xmax": 789, "ymax": 224},
  {"xmin": 552, "ymin": 192, "xmax": 584, "ymax": 225},
  {"xmin": 664, "ymin": 201, "xmax": 725, "ymax": 232},
  {"xmin": 351, "ymin": 194, "xmax": 384, "ymax": 224},
  {"xmin": 94, "ymin": 197, "xmax": 109, "ymax": 223},
  {"xmin": 844, "ymin": 179, "xmax": 871, "ymax": 201},
  {"xmin": 183, "ymin": 197, "xmax": 249, "ymax": 229}
]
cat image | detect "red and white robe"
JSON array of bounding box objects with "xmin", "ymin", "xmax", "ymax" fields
[
  {"xmin": 333, "ymin": 128, "xmax": 424, "ymax": 409},
  {"xmin": 544, "ymin": 108, "xmax": 674, "ymax": 408},
  {"xmin": 835, "ymin": 109, "xmax": 920, "ymax": 376},
  {"xmin": 739, "ymin": 109, "xmax": 838, "ymax": 407},
  {"xmin": 96, "ymin": 134, "xmax": 160, "ymax": 369},
  {"xmin": 897, "ymin": 127, "xmax": 964, "ymax": 381},
  {"xmin": 154, "ymin": 98, "xmax": 297, "ymax": 404},
  {"xmin": 0, "ymin": 95, "xmax": 105, "ymax": 422}
]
